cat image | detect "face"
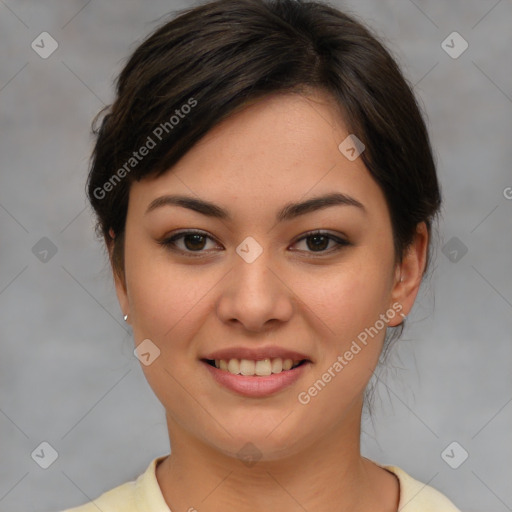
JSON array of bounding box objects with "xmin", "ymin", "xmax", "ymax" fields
[{"xmin": 113, "ymin": 90, "xmax": 426, "ymax": 461}]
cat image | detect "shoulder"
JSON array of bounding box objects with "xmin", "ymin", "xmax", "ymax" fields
[
  {"xmin": 59, "ymin": 455, "xmax": 170, "ymax": 512},
  {"xmin": 383, "ymin": 464, "xmax": 461, "ymax": 511},
  {"xmin": 60, "ymin": 479, "xmax": 136, "ymax": 512},
  {"xmin": 59, "ymin": 456, "xmax": 461, "ymax": 512}
]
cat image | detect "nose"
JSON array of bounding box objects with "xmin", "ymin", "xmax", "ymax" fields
[{"xmin": 216, "ymin": 249, "xmax": 294, "ymax": 333}]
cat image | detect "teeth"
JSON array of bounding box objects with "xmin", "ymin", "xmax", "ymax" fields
[
  {"xmin": 227, "ymin": 359, "xmax": 240, "ymax": 374},
  {"xmin": 213, "ymin": 357, "xmax": 303, "ymax": 376},
  {"xmin": 271, "ymin": 358, "xmax": 283, "ymax": 373},
  {"xmin": 255, "ymin": 359, "xmax": 272, "ymax": 376},
  {"xmin": 240, "ymin": 359, "xmax": 255, "ymax": 375}
]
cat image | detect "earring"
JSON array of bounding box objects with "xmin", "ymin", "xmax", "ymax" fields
[{"xmin": 123, "ymin": 314, "xmax": 128, "ymax": 322}]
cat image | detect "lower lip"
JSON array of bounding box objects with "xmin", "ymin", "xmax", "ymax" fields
[{"xmin": 202, "ymin": 360, "xmax": 311, "ymax": 398}]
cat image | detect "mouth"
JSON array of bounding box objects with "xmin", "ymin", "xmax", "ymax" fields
[
  {"xmin": 199, "ymin": 346, "xmax": 312, "ymax": 397},
  {"xmin": 202, "ymin": 357, "xmax": 309, "ymax": 376},
  {"xmin": 201, "ymin": 355, "xmax": 312, "ymax": 398}
]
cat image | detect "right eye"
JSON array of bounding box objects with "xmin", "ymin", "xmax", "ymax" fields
[{"xmin": 158, "ymin": 229, "xmax": 222, "ymax": 257}]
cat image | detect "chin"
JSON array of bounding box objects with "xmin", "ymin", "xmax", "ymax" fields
[{"xmin": 196, "ymin": 419, "xmax": 309, "ymax": 463}]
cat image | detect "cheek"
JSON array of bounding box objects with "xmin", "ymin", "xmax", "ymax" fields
[
  {"xmin": 125, "ymin": 239, "xmax": 212, "ymax": 341},
  {"xmin": 124, "ymin": 248, "xmax": 213, "ymax": 418},
  {"xmin": 293, "ymin": 265, "xmax": 393, "ymax": 427},
  {"xmin": 301, "ymin": 253, "xmax": 393, "ymax": 341}
]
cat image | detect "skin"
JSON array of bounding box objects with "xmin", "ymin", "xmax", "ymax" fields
[{"xmin": 110, "ymin": 89, "xmax": 428, "ymax": 512}]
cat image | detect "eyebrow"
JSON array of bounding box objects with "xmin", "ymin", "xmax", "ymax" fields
[{"xmin": 145, "ymin": 192, "xmax": 365, "ymax": 222}]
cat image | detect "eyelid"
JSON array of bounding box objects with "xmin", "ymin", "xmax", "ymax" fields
[
  {"xmin": 158, "ymin": 229, "xmax": 221, "ymax": 257},
  {"xmin": 158, "ymin": 229, "xmax": 350, "ymax": 257},
  {"xmin": 291, "ymin": 229, "xmax": 350, "ymax": 249}
]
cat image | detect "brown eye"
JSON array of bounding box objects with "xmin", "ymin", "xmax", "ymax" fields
[
  {"xmin": 291, "ymin": 230, "xmax": 350, "ymax": 255},
  {"xmin": 181, "ymin": 233, "xmax": 208, "ymax": 251},
  {"xmin": 304, "ymin": 233, "xmax": 330, "ymax": 251},
  {"xmin": 159, "ymin": 229, "xmax": 350, "ymax": 258},
  {"xmin": 159, "ymin": 230, "xmax": 220, "ymax": 255}
]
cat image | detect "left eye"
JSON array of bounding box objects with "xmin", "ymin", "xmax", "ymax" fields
[
  {"xmin": 159, "ymin": 230, "xmax": 349, "ymax": 256},
  {"xmin": 292, "ymin": 230, "xmax": 349, "ymax": 253}
]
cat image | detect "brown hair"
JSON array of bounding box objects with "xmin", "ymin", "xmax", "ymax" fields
[{"xmin": 87, "ymin": 0, "xmax": 441, "ymax": 329}]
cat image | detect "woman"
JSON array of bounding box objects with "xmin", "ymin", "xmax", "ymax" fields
[{"xmin": 63, "ymin": 0, "xmax": 460, "ymax": 510}]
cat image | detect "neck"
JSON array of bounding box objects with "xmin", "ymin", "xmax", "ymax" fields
[{"xmin": 155, "ymin": 398, "xmax": 399, "ymax": 512}]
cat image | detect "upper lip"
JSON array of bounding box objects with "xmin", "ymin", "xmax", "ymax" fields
[{"xmin": 202, "ymin": 346, "xmax": 312, "ymax": 363}]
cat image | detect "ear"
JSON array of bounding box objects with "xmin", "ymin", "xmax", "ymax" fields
[
  {"xmin": 108, "ymin": 228, "xmax": 130, "ymax": 324},
  {"xmin": 387, "ymin": 222, "xmax": 429, "ymax": 327}
]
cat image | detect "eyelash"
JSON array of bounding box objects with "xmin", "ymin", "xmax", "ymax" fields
[{"xmin": 158, "ymin": 229, "xmax": 350, "ymax": 258}]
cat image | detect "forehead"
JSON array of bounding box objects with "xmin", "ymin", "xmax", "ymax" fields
[{"xmin": 128, "ymin": 90, "xmax": 388, "ymax": 223}]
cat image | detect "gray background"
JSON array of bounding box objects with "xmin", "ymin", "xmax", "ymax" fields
[{"xmin": 1, "ymin": 1, "xmax": 511, "ymax": 511}]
